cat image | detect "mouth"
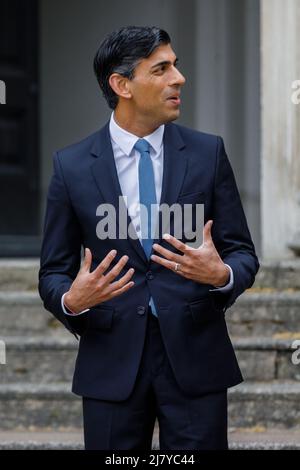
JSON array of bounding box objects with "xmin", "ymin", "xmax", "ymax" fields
[{"xmin": 166, "ymin": 95, "xmax": 181, "ymax": 106}]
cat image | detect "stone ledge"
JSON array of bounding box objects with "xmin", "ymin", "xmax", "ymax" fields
[
  {"xmin": 2, "ymin": 257, "xmax": 300, "ymax": 291},
  {"xmin": 229, "ymin": 381, "xmax": 300, "ymax": 398},
  {"xmin": 1, "ymin": 335, "xmax": 295, "ymax": 351},
  {"xmin": 1, "ymin": 335, "xmax": 299, "ymax": 384},
  {"xmin": 0, "ymin": 428, "xmax": 300, "ymax": 450},
  {"xmin": 1, "ymin": 289, "xmax": 300, "ymax": 305}
]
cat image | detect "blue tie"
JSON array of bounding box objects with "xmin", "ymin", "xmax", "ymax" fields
[{"xmin": 134, "ymin": 138, "xmax": 158, "ymax": 317}]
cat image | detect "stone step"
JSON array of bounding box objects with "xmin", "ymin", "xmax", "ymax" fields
[
  {"xmin": 0, "ymin": 381, "xmax": 299, "ymax": 430},
  {"xmin": 0, "ymin": 336, "xmax": 78, "ymax": 384},
  {"xmin": 0, "ymin": 430, "xmax": 84, "ymax": 450},
  {"xmin": 1, "ymin": 336, "xmax": 299, "ymax": 383},
  {"xmin": 228, "ymin": 381, "xmax": 300, "ymax": 429},
  {"xmin": 0, "ymin": 259, "xmax": 39, "ymax": 292},
  {"xmin": 1, "ymin": 290, "xmax": 300, "ymax": 337},
  {"xmin": 0, "ymin": 428, "xmax": 299, "ymax": 450},
  {"xmin": 233, "ymin": 337, "xmax": 300, "ymax": 381},
  {"xmin": 227, "ymin": 291, "xmax": 300, "ymax": 337},
  {"xmin": 228, "ymin": 428, "xmax": 300, "ymax": 450},
  {"xmin": 253, "ymin": 259, "xmax": 300, "ymax": 290},
  {"xmin": 2, "ymin": 258, "xmax": 300, "ymax": 291},
  {"xmin": 0, "ymin": 383, "xmax": 82, "ymax": 430},
  {"xmin": 0, "ymin": 292, "xmax": 68, "ymax": 337}
]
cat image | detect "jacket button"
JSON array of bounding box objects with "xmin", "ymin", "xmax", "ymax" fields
[
  {"xmin": 146, "ymin": 271, "xmax": 154, "ymax": 280},
  {"xmin": 137, "ymin": 306, "xmax": 146, "ymax": 315}
]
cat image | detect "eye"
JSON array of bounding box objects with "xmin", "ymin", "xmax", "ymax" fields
[{"xmin": 154, "ymin": 65, "xmax": 167, "ymax": 74}]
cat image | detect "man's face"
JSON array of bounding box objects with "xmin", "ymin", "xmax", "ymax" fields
[{"xmin": 125, "ymin": 43, "xmax": 186, "ymax": 126}]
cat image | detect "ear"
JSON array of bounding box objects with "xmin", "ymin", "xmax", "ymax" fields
[{"xmin": 109, "ymin": 73, "xmax": 132, "ymax": 100}]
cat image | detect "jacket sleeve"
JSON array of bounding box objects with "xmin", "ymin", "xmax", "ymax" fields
[
  {"xmin": 209, "ymin": 137, "xmax": 260, "ymax": 312},
  {"xmin": 38, "ymin": 151, "xmax": 88, "ymax": 338}
]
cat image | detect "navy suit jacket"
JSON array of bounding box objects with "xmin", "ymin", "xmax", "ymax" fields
[{"xmin": 39, "ymin": 121, "xmax": 259, "ymax": 401}]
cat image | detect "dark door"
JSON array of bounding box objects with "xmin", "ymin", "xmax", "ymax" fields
[{"xmin": 0, "ymin": 0, "xmax": 39, "ymax": 256}]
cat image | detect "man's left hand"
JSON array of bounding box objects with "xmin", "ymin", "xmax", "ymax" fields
[{"xmin": 151, "ymin": 220, "xmax": 230, "ymax": 287}]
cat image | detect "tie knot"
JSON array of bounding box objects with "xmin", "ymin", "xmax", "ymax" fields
[{"xmin": 134, "ymin": 138, "xmax": 150, "ymax": 155}]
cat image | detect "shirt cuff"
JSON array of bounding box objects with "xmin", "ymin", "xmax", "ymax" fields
[
  {"xmin": 209, "ymin": 264, "xmax": 234, "ymax": 293},
  {"xmin": 61, "ymin": 293, "xmax": 90, "ymax": 316}
]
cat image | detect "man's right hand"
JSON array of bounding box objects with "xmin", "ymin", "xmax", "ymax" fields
[{"xmin": 64, "ymin": 248, "xmax": 135, "ymax": 314}]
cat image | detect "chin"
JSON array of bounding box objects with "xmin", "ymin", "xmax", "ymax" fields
[
  {"xmin": 161, "ymin": 110, "xmax": 180, "ymax": 124},
  {"xmin": 168, "ymin": 111, "xmax": 180, "ymax": 122}
]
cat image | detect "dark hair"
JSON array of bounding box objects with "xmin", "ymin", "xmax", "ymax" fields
[{"xmin": 93, "ymin": 26, "xmax": 171, "ymax": 109}]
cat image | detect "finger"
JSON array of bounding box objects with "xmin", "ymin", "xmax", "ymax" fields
[
  {"xmin": 108, "ymin": 267, "xmax": 135, "ymax": 292},
  {"xmin": 93, "ymin": 249, "xmax": 117, "ymax": 277},
  {"xmin": 162, "ymin": 233, "xmax": 188, "ymax": 254},
  {"xmin": 104, "ymin": 255, "xmax": 130, "ymax": 284},
  {"xmin": 151, "ymin": 254, "xmax": 186, "ymax": 276},
  {"xmin": 203, "ymin": 220, "xmax": 213, "ymax": 244},
  {"xmin": 82, "ymin": 247, "xmax": 92, "ymax": 272},
  {"xmin": 109, "ymin": 280, "xmax": 135, "ymax": 299},
  {"xmin": 152, "ymin": 243, "xmax": 183, "ymax": 263}
]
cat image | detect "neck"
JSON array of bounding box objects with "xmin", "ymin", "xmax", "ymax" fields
[{"xmin": 113, "ymin": 108, "xmax": 161, "ymax": 137}]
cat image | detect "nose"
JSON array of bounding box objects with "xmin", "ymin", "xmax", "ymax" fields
[{"xmin": 170, "ymin": 67, "xmax": 186, "ymax": 87}]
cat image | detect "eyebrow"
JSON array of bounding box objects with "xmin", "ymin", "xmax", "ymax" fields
[{"xmin": 150, "ymin": 58, "xmax": 179, "ymax": 70}]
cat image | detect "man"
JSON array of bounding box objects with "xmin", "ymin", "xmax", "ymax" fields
[{"xmin": 39, "ymin": 26, "xmax": 259, "ymax": 450}]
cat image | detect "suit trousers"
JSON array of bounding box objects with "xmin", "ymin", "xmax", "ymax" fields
[{"xmin": 82, "ymin": 307, "xmax": 228, "ymax": 450}]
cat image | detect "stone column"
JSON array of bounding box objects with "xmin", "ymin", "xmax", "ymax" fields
[
  {"xmin": 261, "ymin": 0, "xmax": 300, "ymax": 259},
  {"xmin": 195, "ymin": 0, "xmax": 261, "ymax": 255}
]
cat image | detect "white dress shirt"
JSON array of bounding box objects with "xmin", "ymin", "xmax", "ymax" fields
[
  {"xmin": 110, "ymin": 111, "xmax": 164, "ymax": 240},
  {"xmin": 62, "ymin": 113, "xmax": 233, "ymax": 315}
]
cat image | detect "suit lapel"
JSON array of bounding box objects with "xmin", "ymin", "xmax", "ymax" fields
[{"xmin": 154, "ymin": 123, "xmax": 188, "ymax": 244}]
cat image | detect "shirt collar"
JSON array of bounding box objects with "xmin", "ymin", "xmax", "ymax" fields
[{"xmin": 109, "ymin": 112, "xmax": 164, "ymax": 157}]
